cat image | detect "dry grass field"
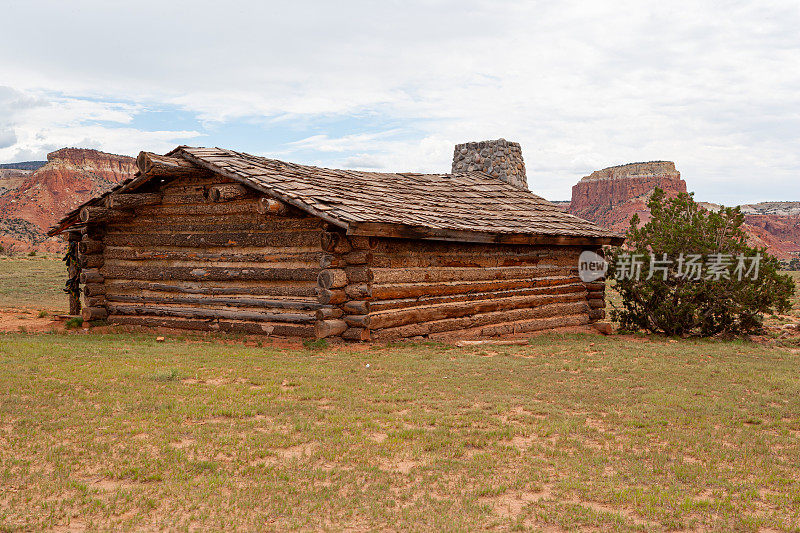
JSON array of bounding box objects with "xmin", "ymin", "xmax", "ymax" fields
[
  {"xmin": 0, "ymin": 257, "xmax": 799, "ymax": 531},
  {"xmin": 0, "ymin": 256, "xmax": 66, "ymax": 313}
]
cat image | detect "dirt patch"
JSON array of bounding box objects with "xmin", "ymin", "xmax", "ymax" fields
[
  {"xmin": 378, "ymin": 457, "xmax": 419, "ymax": 474},
  {"xmin": 565, "ymin": 498, "xmax": 660, "ymax": 528},
  {"xmin": 91, "ymin": 478, "xmax": 138, "ymax": 492},
  {"xmin": 585, "ymin": 417, "xmax": 607, "ymax": 433},
  {"xmin": 170, "ymin": 437, "xmax": 196, "ymax": 449},
  {"xmin": 442, "ymin": 325, "xmax": 603, "ymax": 346},
  {"xmin": 0, "ymin": 308, "xmax": 64, "ymax": 332},
  {"xmin": 368, "ymin": 432, "xmax": 387, "ymax": 443},
  {"xmin": 510, "ymin": 435, "xmax": 536, "ymax": 451},
  {"xmin": 484, "ymin": 486, "xmax": 553, "ymax": 518},
  {"xmin": 277, "ymin": 442, "xmax": 317, "ymax": 460}
]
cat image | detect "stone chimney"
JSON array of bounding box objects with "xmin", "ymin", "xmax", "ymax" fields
[{"xmin": 451, "ymin": 138, "xmax": 527, "ymax": 190}]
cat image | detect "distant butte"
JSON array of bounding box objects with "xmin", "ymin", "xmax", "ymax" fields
[
  {"xmin": 566, "ymin": 161, "xmax": 800, "ymax": 260},
  {"xmin": 0, "ymin": 148, "xmax": 136, "ymax": 253}
]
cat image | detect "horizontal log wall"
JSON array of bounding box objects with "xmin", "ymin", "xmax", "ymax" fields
[
  {"xmin": 365, "ymin": 238, "xmax": 591, "ymax": 340},
  {"xmin": 99, "ymin": 174, "xmax": 325, "ymax": 337}
]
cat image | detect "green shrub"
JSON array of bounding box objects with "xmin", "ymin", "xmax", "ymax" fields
[
  {"xmin": 303, "ymin": 338, "xmax": 328, "ymax": 350},
  {"xmin": 37, "ymin": 310, "xmax": 48, "ymax": 318},
  {"xmin": 64, "ymin": 317, "xmax": 83, "ymax": 329},
  {"xmin": 609, "ymin": 189, "xmax": 794, "ymax": 337},
  {"xmin": 152, "ymin": 369, "xmax": 180, "ymax": 382}
]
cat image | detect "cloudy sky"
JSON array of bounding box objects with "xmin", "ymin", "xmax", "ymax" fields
[{"xmin": 0, "ymin": 0, "xmax": 797, "ymax": 203}]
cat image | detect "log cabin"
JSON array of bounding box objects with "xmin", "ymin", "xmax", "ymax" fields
[{"xmin": 49, "ymin": 139, "xmax": 623, "ymax": 341}]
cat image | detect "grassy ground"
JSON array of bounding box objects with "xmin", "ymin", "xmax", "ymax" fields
[
  {"xmin": 1, "ymin": 333, "xmax": 800, "ymax": 531},
  {"xmin": 0, "ymin": 258, "xmax": 799, "ymax": 530},
  {"xmin": 0, "ymin": 256, "xmax": 66, "ymax": 313}
]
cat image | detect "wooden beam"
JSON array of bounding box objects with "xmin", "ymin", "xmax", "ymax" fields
[
  {"xmin": 83, "ymin": 283, "xmax": 106, "ymax": 297},
  {"xmin": 343, "ymin": 315, "xmax": 369, "ymax": 328},
  {"xmin": 207, "ymin": 184, "xmax": 249, "ymax": 203},
  {"xmin": 342, "ymin": 301, "xmax": 370, "ymax": 315},
  {"xmin": 103, "ymin": 230, "xmax": 321, "ymax": 249},
  {"xmin": 79, "ymin": 255, "xmax": 104, "ymax": 269},
  {"xmin": 315, "ymin": 319, "xmax": 347, "ymax": 339},
  {"xmin": 316, "ymin": 307, "xmax": 343, "ymax": 320},
  {"xmin": 589, "ymin": 309, "xmax": 606, "ymax": 320},
  {"xmin": 371, "ymin": 282, "xmax": 584, "ymax": 313},
  {"xmin": 80, "ymin": 269, "xmax": 104, "ymax": 284},
  {"xmin": 101, "ymin": 264, "xmax": 318, "ymax": 282},
  {"xmin": 371, "ymin": 276, "xmax": 578, "ymax": 301},
  {"xmin": 369, "ymin": 292, "xmax": 586, "ymax": 330},
  {"xmin": 588, "ymin": 298, "xmax": 606, "ymax": 309},
  {"xmin": 372, "ymin": 301, "xmax": 588, "ymax": 340},
  {"xmin": 317, "ymin": 269, "xmax": 347, "ymax": 289},
  {"xmin": 105, "ymin": 294, "xmax": 321, "ymax": 311},
  {"xmin": 105, "ymin": 193, "xmax": 162, "ymax": 210},
  {"xmin": 321, "ymin": 232, "xmax": 351, "ymax": 254},
  {"xmin": 79, "ymin": 206, "xmax": 132, "ymax": 224},
  {"xmin": 342, "ymin": 327, "xmax": 370, "ymax": 341},
  {"xmin": 136, "ymin": 152, "xmax": 206, "ymax": 178},
  {"xmin": 316, "ymin": 288, "xmax": 346, "ymax": 305},
  {"xmin": 107, "ymin": 303, "xmax": 314, "ymax": 324},
  {"xmin": 78, "ymin": 239, "xmax": 104, "ymax": 255},
  {"xmin": 82, "ymin": 307, "xmax": 108, "ymax": 322},
  {"xmin": 343, "ymin": 250, "xmax": 372, "ymax": 265},
  {"xmin": 82, "ymin": 225, "xmax": 106, "ymax": 239},
  {"xmin": 344, "ymin": 284, "xmax": 371, "ymax": 299},
  {"xmin": 256, "ymin": 197, "xmax": 294, "ymax": 216}
]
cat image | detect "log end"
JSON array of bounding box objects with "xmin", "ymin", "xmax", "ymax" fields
[
  {"xmin": 342, "ymin": 327, "xmax": 371, "ymax": 342},
  {"xmin": 315, "ymin": 319, "xmax": 347, "ymax": 339},
  {"xmin": 82, "ymin": 307, "xmax": 108, "ymax": 322}
]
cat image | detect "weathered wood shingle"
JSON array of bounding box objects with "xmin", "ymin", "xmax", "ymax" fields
[{"xmin": 176, "ymin": 147, "xmax": 622, "ymax": 243}]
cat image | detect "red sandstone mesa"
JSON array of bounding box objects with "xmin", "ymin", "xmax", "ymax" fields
[
  {"xmin": 0, "ymin": 148, "xmax": 136, "ymax": 253},
  {"xmin": 568, "ymin": 161, "xmax": 687, "ymax": 233},
  {"xmin": 567, "ymin": 161, "xmax": 800, "ymax": 260}
]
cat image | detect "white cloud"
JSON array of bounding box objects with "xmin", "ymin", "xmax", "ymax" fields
[
  {"xmin": 0, "ymin": 0, "xmax": 797, "ymax": 202},
  {"xmin": 0, "ymin": 87, "xmax": 203, "ymax": 161},
  {"xmin": 0, "ymin": 129, "xmax": 16, "ymax": 150}
]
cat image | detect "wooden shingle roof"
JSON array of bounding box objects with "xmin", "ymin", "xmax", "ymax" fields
[{"xmin": 51, "ymin": 146, "xmax": 624, "ymax": 246}]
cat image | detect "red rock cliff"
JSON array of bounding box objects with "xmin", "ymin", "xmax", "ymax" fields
[
  {"xmin": 740, "ymin": 213, "xmax": 800, "ymax": 260},
  {"xmin": 569, "ymin": 161, "xmax": 688, "ymax": 232},
  {"xmin": 568, "ymin": 162, "xmax": 800, "ymax": 260},
  {"xmin": 0, "ymin": 148, "xmax": 136, "ymax": 252}
]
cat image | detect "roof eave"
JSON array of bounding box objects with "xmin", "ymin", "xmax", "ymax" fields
[{"xmin": 347, "ymin": 221, "xmax": 625, "ymax": 247}]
